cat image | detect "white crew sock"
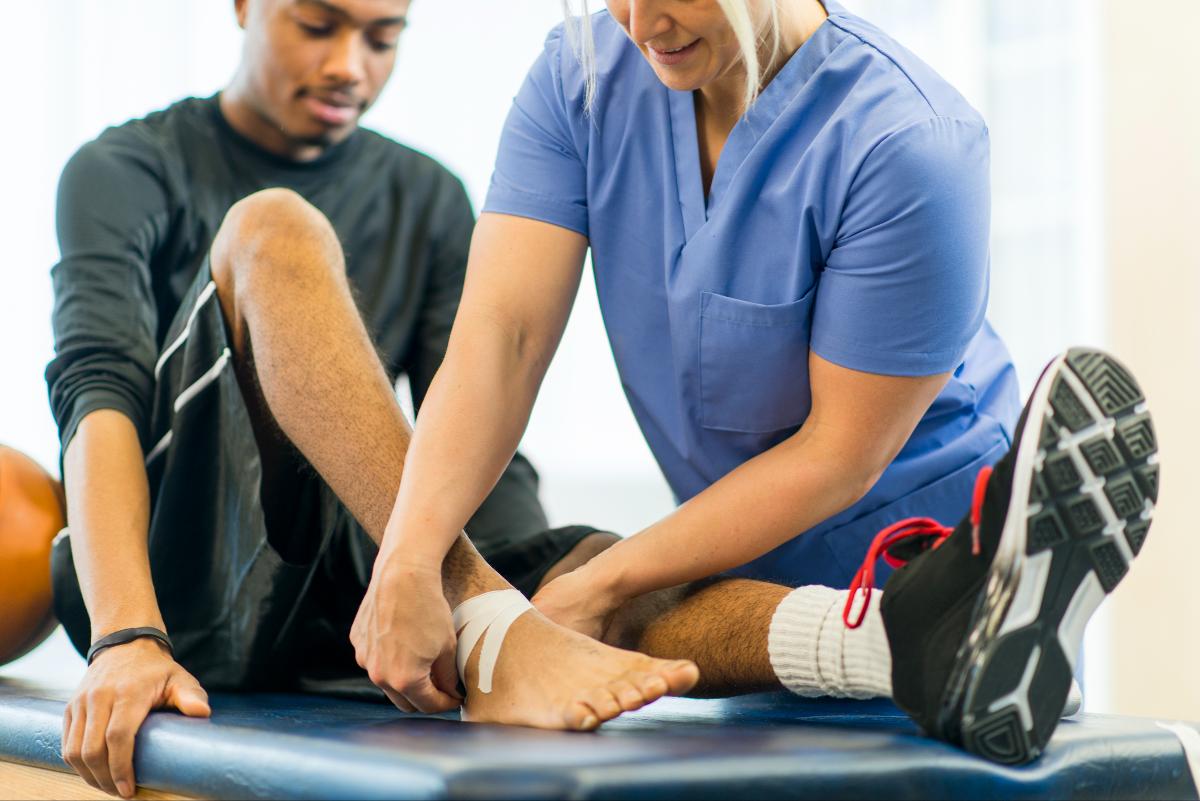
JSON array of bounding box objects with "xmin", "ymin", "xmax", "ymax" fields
[{"xmin": 767, "ymin": 585, "xmax": 892, "ymax": 699}]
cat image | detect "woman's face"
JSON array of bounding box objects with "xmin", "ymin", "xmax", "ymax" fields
[{"xmin": 606, "ymin": 0, "xmax": 749, "ymax": 93}]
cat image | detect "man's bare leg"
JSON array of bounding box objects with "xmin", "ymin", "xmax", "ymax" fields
[
  {"xmin": 616, "ymin": 579, "xmax": 789, "ymax": 696},
  {"xmin": 210, "ymin": 188, "xmax": 410, "ymax": 536},
  {"xmin": 539, "ymin": 533, "xmax": 788, "ymax": 696},
  {"xmin": 208, "ymin": 188, "xmax": 698, "ymax": 728},
  {"xmin": 547, "ymin": 533, "xmax": 901, "ymax": 701}
]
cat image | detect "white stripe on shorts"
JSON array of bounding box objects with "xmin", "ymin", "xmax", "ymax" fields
[
  {"xmin": 154, "ymin": 280, "xmax": 218, "ymax": 380},
  {"xmin": 145, "ymin": 348, "xmax": 232, "ymax": 466},
  {"xmin": 173, "ymin": 348, "xmax": 232, "ymax": 413},
  {"xmin": 145, "ymin": 430, "xmax": 174, "ymax": 465}
]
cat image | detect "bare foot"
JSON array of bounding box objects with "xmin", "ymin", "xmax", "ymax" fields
[{"xmin": 461, "ymin": 608, "xmax": 699, "ymax": 730}]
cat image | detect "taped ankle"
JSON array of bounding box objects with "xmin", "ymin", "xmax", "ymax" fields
[{"xmin": 452, "ymin": 589, "xmax": 533, "ymax": 694}]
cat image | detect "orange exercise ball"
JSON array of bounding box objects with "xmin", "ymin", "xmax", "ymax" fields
[{"xmin": 0, "ymin": 445, "xmax": 64, "ymax": 665}]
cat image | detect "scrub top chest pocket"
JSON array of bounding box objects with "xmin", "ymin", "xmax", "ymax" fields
[{"xmin": 698, "ymin": 288, "xmax": 816, "ymax": 434}]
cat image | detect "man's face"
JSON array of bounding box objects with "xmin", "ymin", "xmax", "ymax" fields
[{"xmin": 236, "ymin": 0, "xmax": 409, "ymax": 147}]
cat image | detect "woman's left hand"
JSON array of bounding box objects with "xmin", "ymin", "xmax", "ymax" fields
[{"xmin": 531, "ymin": 564, "xmax": 623, "ymax": 641}]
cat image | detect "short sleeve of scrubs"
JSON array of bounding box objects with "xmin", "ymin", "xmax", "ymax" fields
[
  {"xmin": 484, "ymin": 29, "xmax": 589, "ymax": 238},
  {"xmin": 811, "ymin": 116, "xmax": 991, "ymax": 377}
]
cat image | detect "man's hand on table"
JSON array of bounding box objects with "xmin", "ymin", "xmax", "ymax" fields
[{"xmin": 62, "ymin": 636, "xmax": 210, "ymax": 798}]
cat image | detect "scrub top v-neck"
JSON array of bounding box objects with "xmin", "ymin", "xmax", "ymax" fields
[{"xmin": 484, "ymin": 1, "xmax": 1021, "ymax": 587}]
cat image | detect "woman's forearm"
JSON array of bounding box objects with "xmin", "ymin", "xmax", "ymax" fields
[
  {"xmin": 379, "ymin": 321, "xmax": 548, "ymax": 565},
  {"xmin": 377, "ymin": 213, "xmax": 588, "ymax": 569},
  {"xmin": 585, "ymin": 359, "xmax": 950, "ymax": 601},
  {"xmin": 588, "ymin": 428, "xmax": 880, "ymax": 600}
]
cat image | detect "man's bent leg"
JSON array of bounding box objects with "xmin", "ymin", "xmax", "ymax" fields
[
  {"xmin": 210, "ymin": 187, "xmax": 408, "ymax": 541},
  {"xmin": 208, "ymin": 189, "xmax": 698, "ymax": 727}
]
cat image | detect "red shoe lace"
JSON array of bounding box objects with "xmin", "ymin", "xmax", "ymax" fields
[{"xmin": 843, "ymin": 465, "xmax": 993, "ymax": 629}]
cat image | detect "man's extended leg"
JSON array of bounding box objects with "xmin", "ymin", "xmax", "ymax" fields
[
  {"xmin": 612, "ymin": 577, "xmax": 890, "ymax": 699},
  {"xmin": 207, "ymin": 187, "xmax": 697, "ymax": 729},
  {"xmin": 541, "ymin": 534, "xmax": 883, "ymax": 699}
]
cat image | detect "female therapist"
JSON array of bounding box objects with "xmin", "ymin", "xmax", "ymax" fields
[{"xmin": 354, "ymin": 0, "xmax": 1157, "ymax": 765}]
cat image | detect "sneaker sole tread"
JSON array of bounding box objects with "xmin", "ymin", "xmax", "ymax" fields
[{"xmin": 952, "ymin": 348, "xmax": 1156, "ymax": 765}]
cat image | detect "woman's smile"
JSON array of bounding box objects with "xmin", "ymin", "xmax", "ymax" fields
[{"xmin": 646, "ymin": 38, "xmax": 701, "ymax": 66}]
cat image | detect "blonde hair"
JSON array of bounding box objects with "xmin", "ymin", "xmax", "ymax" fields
[{"xmin": 560, "ymin": 0, "xmax": 783, "ymax": 112}]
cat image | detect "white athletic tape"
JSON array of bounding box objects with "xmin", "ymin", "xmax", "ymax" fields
[
  {"xmin": 452, "ymin": 589, "xmax": 532, "ymax": 694},
  {"xmin": 1157, "ymin": 721, "xmax": 1200, "ymax": 797}
]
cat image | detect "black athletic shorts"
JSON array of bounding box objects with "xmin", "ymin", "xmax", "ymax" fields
[{"xmin": 51, "ymin": 261, "xmax": 599, "ymax": 693}]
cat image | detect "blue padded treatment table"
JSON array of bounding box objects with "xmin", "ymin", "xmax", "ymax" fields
[{"xmin": 1, "ymin": 678, "xmax": 1198, "ymax": 800}]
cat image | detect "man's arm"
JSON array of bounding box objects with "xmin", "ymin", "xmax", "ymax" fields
[
  {"xmin": 64, "ymin": 411, "xmax": 161, "ymax": 640},
  {"xmin": 60, "ymin": 411, "xmax": 211, "ymax": 800},
  {"xmin": 48, "ymin": 133, "xmax": 209, "ymax": 800}
]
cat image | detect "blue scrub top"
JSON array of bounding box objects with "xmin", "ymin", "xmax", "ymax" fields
[{"xmin": 484, "ymin": 1, "xmax": 1021, "ymax": 587}]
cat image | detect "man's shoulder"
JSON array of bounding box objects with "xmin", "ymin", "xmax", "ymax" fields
[{"xmin": 68, "ymin": 96, "xmax": 216, "ymax": 180}]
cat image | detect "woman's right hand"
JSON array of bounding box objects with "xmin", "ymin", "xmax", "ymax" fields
[
  {"xmin": 350, "ymin": 558, "xmax": 463, "ymax": 714},
  {"xmin": 62, "ymin": 637, "xmax": 210, "ymax": 799}
]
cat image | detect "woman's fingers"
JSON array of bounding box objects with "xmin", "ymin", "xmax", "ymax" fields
[
  {"xmin": 380, "ymin": 685, "xmax": 417, "ymax": 713},
  {"xmin": 431, "ymin": 648, "xmax": 464, "ymax": 704},
  {"xmin": 404, "ymin": 674, "xmax": 461, "ymax": 714}
]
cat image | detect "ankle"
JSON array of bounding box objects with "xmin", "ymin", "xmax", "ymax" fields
[
  {"xmin": 453, "ymin": 590, "xmax": 535, "ymax": 695},
  {"xmin": 441, "ymin": 538, "xmax": 511, "ymax": 608}
]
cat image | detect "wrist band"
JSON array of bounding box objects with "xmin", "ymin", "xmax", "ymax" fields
[{"xmin": 87, "ymin": 627, "xmax": 174, "ymax": 665}]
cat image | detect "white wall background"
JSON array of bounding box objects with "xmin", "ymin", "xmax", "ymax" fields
[{"xmin": 1, "ymin": 1, "xmax": 1114, "ymax": 708}]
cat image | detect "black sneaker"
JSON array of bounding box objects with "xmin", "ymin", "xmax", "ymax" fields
[{"xmin": 843, "ymin": 347, "xmax": 1158, "ymax": 764}]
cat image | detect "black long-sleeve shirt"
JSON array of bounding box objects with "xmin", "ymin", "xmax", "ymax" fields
[{"xmin": 46, "ymin": 93, "xmax": 549, "ymax": 549}]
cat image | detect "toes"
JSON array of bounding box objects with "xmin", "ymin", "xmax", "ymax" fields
[
  {"xmin": 632, "ymin": 671, "xmax": 669, "ymax": 702},
  {"xmin": 632, "ymin": 660, "xmax": 699, "ymax": 699},
  {"xmin": 661, "ymin": 660, "xmax": 700, "ymax": 695},
  {"xmin": 609, "ymin": 679, "xmax": 647, "ymax": 712},
  {"xmin": 582, "ymin": 687, "xmax": 623, "ymax": 722},
  {"xmin": 564, "ymin": 700, "xmax": 601, "ymax": 731}
]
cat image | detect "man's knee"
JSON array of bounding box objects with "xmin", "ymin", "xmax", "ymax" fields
[{"xmin": 210, "ymin": 187, "xmax": 342, "ymax": 304}]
